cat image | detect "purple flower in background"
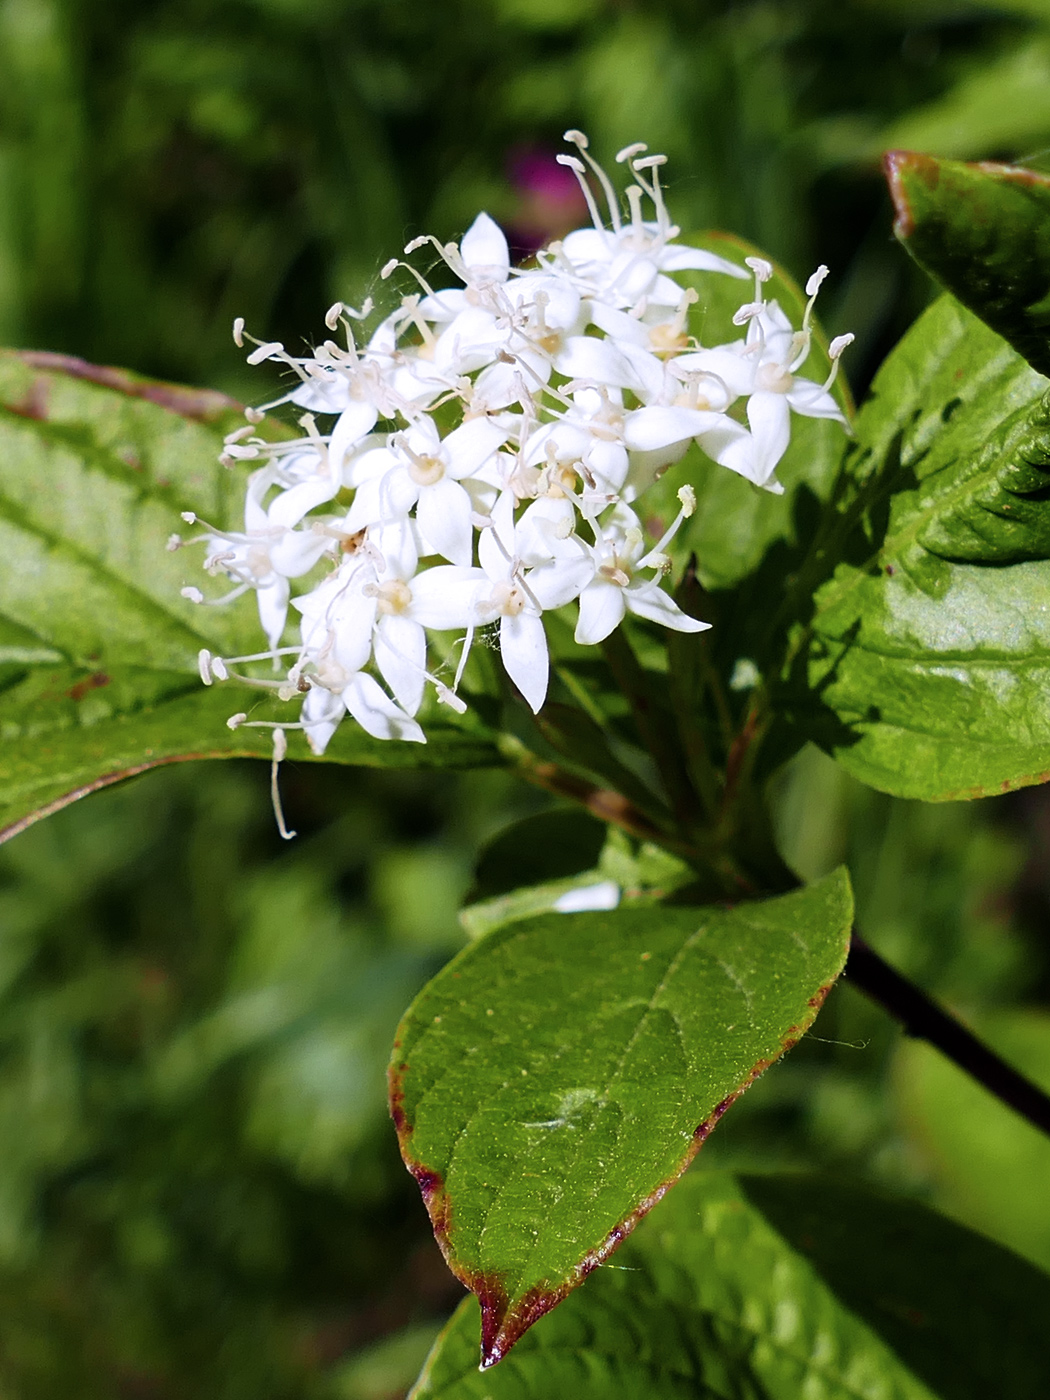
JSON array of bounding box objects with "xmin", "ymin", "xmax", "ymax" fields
[{"xmin": 505, "ymin": 145, "xmax": 589, "ymax": 258}]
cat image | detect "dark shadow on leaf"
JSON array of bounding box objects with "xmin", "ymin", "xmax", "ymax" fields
[{"xmin": 740, "ymin": 1174, "xmax": 1050, "ymax": 1400}]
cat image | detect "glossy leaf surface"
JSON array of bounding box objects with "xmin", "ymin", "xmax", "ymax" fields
[
  {"xmin": 796, "ymin": 295, "xmax": 1050, "ymax": 799},
  {"xmin": 887, "ymin": 151, "xmax": 1050, "ymax": 377},
  {"xmin": 389, "ymin": 871, "xmax": 852, "ymax": 1367},
  {"xmin": 0, "ymin": 352, "xmax": 499, "ymax": 842},
  {"xmin": 411, "ymin": 1170, "xmax": 1050, "ymax": 1399}
]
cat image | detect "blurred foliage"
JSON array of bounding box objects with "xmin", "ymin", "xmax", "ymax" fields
[
  {"xmin": 0, "ymin": 762, "xmax": 544, "ymax": 1396},
  {"xmin": 4, "ymin": 0, "xmax": 1050, "ymax": 1392},
  {"xmin": 4, "ymin": 0, "xmax": 1050, "ymax": 398}
]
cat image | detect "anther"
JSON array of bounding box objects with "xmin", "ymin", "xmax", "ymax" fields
[
  {"xmin": 563, "ymin": 129, "xmax": 622, "ymax": 233},
  {"xmin": 806, "ymin": 265, "xmax": 829, "ymax": 298},
  {"xmin": 745, "ymin": 257, "xmax": 773, "ymax": 282},
  {"xmin": 829, "ymin": 333, "xmax": 855, "ymax": 360},
  {"xmin": 232, "ymin": 317, "xmax": 246, "ymax": 347},
  {"xmin": 555, "ymin": 154, "xmax": 605, "ymax": 232},
  {"xmin": 246, "ymin": 340, "xmax": 284, "ymax": 366}
]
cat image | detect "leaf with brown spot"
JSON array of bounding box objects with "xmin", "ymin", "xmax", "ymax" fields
[{"xmin": 388, "ymin": 871, "xmax": 852, "ymax": 1368}]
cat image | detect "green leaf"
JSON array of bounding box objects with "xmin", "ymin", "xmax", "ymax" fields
[
  {"xmin": 886, "ymin": 150, "xmax": 1050, "ymax": 377},
  {"xmin": 896, "ymin": 1011, "xmax": 1050, "ymax": 1274},
  {"xmin": 411, "ymin": 1169, "xmax": 1050, "ymax": 1398},
  {"xmin": 388, "ymin": 870, "xmax": 852, "ymax": 1367},
  {"xmin": 0, "ymin": 352, "xmax": 500, "ymax": 842},
  {"xmin": 795, "ymin": 294, "xmax": 1050, "ymax": 799}
]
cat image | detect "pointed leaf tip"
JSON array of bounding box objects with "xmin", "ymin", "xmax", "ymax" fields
[
  {"xmin": 883, "ymin": 149, "xmax": 938, "ymax": 239},
  {"xmin": 390, "ymin": 874, "xmax": 852, "ymax": 1367},
  {"xmin": 882, "ymin": 150, "xmax": 1050, "ymax": 378}
]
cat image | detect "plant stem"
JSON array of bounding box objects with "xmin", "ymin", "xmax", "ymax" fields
[
  {"xmin": 601, "ymin": 629, "xmax": 703, "ymax": 830},
  {"xmin": 846, "ymin": 932, "xmax": 1050, "ymax": 1140}
]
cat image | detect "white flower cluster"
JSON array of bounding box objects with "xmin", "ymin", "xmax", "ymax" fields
[{"xmin": 177, "ymin": 132, "xmax": 852, "ymax": 766}]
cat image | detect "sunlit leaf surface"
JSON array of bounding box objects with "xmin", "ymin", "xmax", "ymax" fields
[
  {"xmin": 411, "ymin": 1170, "xmax": 1050, "ymax": 1399},
  {"xmin": 794, "ymin": 297, "xmax": 1050, "ymax": 799},
  {"xmin": 390, "ymin": 871, "xmax": 852, "ymax": 1366}
]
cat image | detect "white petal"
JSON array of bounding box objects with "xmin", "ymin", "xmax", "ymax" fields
[
  {"xmin": 624, "ymin": 405, "xmax": 730, "ymax": 453},
  {"xmin": 301, "ymin": 686, "xmax": 345, "ymax": 755},
  {"xmin": 268, "ymin": 475, "xmax": 337, "ymax": 529},
  {"xmin": 478, "ymin": 491, "xmax": 516, "ymax": 580},
  {"xmin": 297, "ymin": 569, "xmax": 376, "ymax": 674},
  {"xmin": 370, "ymin": 518, "xmax": 419, "ymax": 580},
  {"xmin": 622, "ymin": 443, "xmax": 689, "ymax": 500},
  {"xmin": 417, "ymin": 477, "xmax": 474, "ymax": 566},
  {"xmin": 442, "ymin": 415, "xmax": 508, "ymax": 480},
  {"xmin": 523, "ymin": 420, "xmax": 590, "ymax": 468},
  {"xmin": 343, "ymin": 673, "xmax": 425, "ymax": 743},
  {"xmin": 343, "ymin": 465, "xmax": 418, "ymax": 532},
  {"xmin": 500, "ymin": 612, "xmax": 549, "ymax": 714},
  {"xmin": 472, "ymin": 357, "xmax": 537, "ymax": 412},
  {"xmin": 346, "ymin": 445, "xmax": 399, "ymax": 488},
  {"xmin": 329, "ymin": 398, "xmax": 379, "ymax": 472},
  {"xmin": 434, "ymin": 307, "xmax": 504, "ymax": 375},
  {"xmin": 515, "ymin": 498, "xmax": 577, "ymax": 567},
  {"xmin": 290, "ymin": 371, "xmax": 351, "ymax": 414},
  {"xmin": 585, "ymin": 440, "xmax": 629, "ymax": 493},
  {"xmin": 409, "ymin": 566, "xmax": 490, "ymax": 629},
  {"xmin": 674, "ymin": 346, "xmax": 755, "ymax": 399},
  {"xmin": 657, "ymin": 245, "xmax": 749, "ymax": 278},
  {"xmin": 269, "ymin": 527, "xmax": 331, "ymax": 578},
  {"xmin": 526, "ymin": 552, "xmax": 594, "ymax": 610},
  {"xmin": 625, "ymin": 579, "xmax": 710, "ymax": 633},
  {"xmin": 746, "ymin": 391, "xmax": 792, "ymax": 485},
  {"xmin": 461, "ymin": 212, "xmax": 510, "ymax": 282},
  {"xmin": 554, "ymin": 336, "xmax": 646, "ymax": 391},
  {"xmin": 586, "ymin": 301, "xmax": 647, "ymax": 345},
  {"xmin": 561, "ymin": 227, "xmax": 616, "ymax": 266},
  {"xmin": 257, "ymin": 575, "xmax": 290, "ymax": 650},
  {"xmin": 244, "ymin": 467, "xmax": 277, "ymax": 531},
  {"xmin": 700, "ymin": 421, "xmax": 758, "ymax": 484},
  {"xmin": 575, "ymin": 579, "xmax": 626, "ymax": 646},
  {"xmin": 613, "ymin": 342, "xmax": 665, "ymax": 400},
  {"xmin": 648, "ymin": 272, "xmax": 692, "ymax": 306},
  {"xmin": 375, "ymin": 613, "xmax": 426, "ymax": 715},
  {"xmin": 416, "ymin": 288, "xmax": 469, "ymax": 323},
  {"xmin": 786, "ymin": 377, "xmax": 848, "ymax": 422}
]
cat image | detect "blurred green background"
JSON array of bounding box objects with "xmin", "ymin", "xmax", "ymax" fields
[{"xmin": 3, "ymin": 0, "xmax": 1050, "ymax": 1394}]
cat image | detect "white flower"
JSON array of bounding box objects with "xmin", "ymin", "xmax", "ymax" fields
[
  {"xmin": 302, "ymin": 671, "xmax": 425, "ymax": 752},
  {"xmin": 188, "ymin": 466, "xmax": 334, "ymax": 650},
  {"xmin": 575, "ymin": 501, "xmax": 710, "ymax": 646},
  {"xmin": 188, "ymin": 130, "xmax": 852, "ymax": 767},
  {"xmin": 343, "ymin": 414, "xmax": 506, "ymax": 563},
  {"xmin": 475, "ymin": 493, "xmax": 592, "ymax": 712}
]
